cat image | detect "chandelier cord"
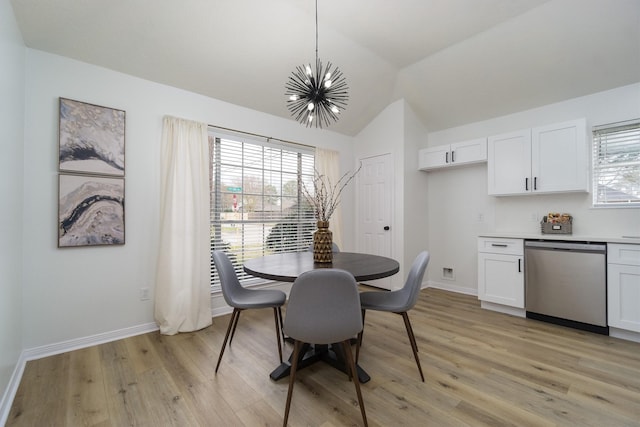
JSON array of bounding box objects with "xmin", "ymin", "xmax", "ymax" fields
[{"xmin": 315, "ymin": 0, "xmax": 318, "ymax": 65}]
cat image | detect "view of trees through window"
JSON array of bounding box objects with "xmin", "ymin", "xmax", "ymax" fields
[
  {"xmin": 209, "ymin": 132, "xmax": 316, "ymax": 290},
  {"xmin": 593, "ymin": 120, "xmax": 640, "ymax": 207}
]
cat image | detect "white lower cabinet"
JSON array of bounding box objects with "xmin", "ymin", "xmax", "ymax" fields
[
  {"xmin": 608, "ymin": 244, "xmax": 640, "ymax": 333},
  {"xmin": 478, "ymin": 238, "xmax": 524, "ymax": 309}
]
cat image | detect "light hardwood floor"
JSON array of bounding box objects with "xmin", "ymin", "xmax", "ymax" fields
[{"xmin": 8, "ymin": 288, "xmax": 640, "ymax": 426}]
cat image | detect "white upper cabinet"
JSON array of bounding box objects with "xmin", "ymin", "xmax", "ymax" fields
[
  {"xmin": 452, "ymin": 138, "xmax": 488, "ymax": 165},
  {"xmin": 419, "ymin": 145, "xmax": 450, "ymax": 170},
  {"xmin": 487, "ymin": 118, "xmax": 588, "ymax": 196},
  {"xmin": 487, "ymin": 129, "xmax": 531, "ymax": 195},
  {"xmin": 531, "ymin": 119, "xmax": 588, "ymax": 193},
  {"xmin": 419, "ymin": 138, "xmax": 487, "ymax": 170}
]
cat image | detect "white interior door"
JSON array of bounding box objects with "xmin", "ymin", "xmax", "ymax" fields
[{"xmin": 357, "ymin": 154, "xmax": 393, "ymax": 289}]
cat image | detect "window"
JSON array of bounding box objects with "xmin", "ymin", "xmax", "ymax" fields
[
  {"xmin": 592, "ymin": 119, "xmax": 640, "ymax": 207},
  {"xmin": 209, "ymin": 130, "xmax": 316, "ymax": 291}
]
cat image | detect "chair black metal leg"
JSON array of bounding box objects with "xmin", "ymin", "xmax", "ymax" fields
[
  {"xmin": 401, "ymin": 312, "xmax": 424, "ymax": 382},
  {"xmin": 229, "ymin": 308, "xmax": 242, "ymax": 345},
  {"xmin": 399, "ymin": 312, "xmax": 419, "ymax": 354},
  {"xmin": 215, "ymin": 308, "xmax": 240, "ymax": 373},
  {"xmin": 277, "ymin": 306, "xmax": 285, "ymax": 342},
  {"xmin": 343, "ymin": 339, "xmax": 368, "ymax": 427},
  {"xmin": 283, "ymin": 340, "xmax": 303, "ymax": 427},
  {"xmin": 355, "ymin": 309, "xmax": 366, "ymax": 364},
  {"xmin": 273, "ymin": 307, "xmax": 283, "ymax": 363},
  {"xmin": 355, "ymin": 333, "xmax": 362, "ymax": 365}
]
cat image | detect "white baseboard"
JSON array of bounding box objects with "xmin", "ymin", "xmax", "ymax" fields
[
  {"xmin": 426, "ymin": 280, "xmax": 478, "ymax": 296},
  {"xmin": 22, "ymin": 322, "xmax": 159, "ymax": 362},
  {"xmin": 609, "ymin": 327, "xmax": 640, "ymax": 343},
  {"xmin": 15, "ymin": 279, "xmax": 289, "ymax": 367},
  {"xmin": 0, "ymin": 351, "xmax": 27, "ymax": 427},
  {"xmin": 480, "ymin": 300, "xmax": 526, "ymax": 318}
]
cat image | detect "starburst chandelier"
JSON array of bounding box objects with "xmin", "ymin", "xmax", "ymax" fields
[{"xmin": 285, "ymin": 0, "xmax": 348, "ymax": 128}]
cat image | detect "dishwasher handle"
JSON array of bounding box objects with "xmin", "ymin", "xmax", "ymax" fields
[{"xmin": 525, "ymin": 240, "xmax": 606, "ymax": 253}]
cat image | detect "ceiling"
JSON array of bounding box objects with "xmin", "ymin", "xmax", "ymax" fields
[{"xmin": 10, "ymin": 0, "xmax": 640, "ymax": 136}]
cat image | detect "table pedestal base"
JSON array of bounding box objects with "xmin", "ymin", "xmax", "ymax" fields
[{"xmin": 270, "ymin": 341, "xmax": 371, "ymax": 383}]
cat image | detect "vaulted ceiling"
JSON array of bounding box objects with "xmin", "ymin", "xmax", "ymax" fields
[{"xmin": 10, "ymin": 0, "xmax": 640, "ymax": 136}]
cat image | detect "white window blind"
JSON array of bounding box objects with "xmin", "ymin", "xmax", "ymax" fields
[
  {"xmin": 209, "ymin": 130, "xmax": 316, "ymax": 291},
  {"xmin": 592, "ymin": 119, "xmax": 640, "ymax": 207}
]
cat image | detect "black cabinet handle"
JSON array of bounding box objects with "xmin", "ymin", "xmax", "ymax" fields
[
  {"xmin": 491, "ymin": 244, "xmax": 508, "ymax": 247},
  {"xmin": 518, "ymin": 258, "xmax": 522, "ymax": 273},
  {"xmin": 451, "ymin": 150, "xmax": 455, "ymax": 163},
  {"xmin": 534, "ymin": 177, "xmax": 537, "ymax": 190},
  {"xmin": 525, "ymin": 177, "xmax": 529, "ymax": 191},
  {"xmin": 445, "ymin": 152, "xmax": 449, "ymax": 163},
  {"xmin": 383, "ymin": 226, "xmax": 390, "ymax": 231}
]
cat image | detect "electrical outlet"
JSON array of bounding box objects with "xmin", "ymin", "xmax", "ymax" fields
[
  {"xmin": 530, "ymin": 212, "xmax": 538, "ymax": 222},
  {"xmin": 442, "ymin": 267, "xmax": 455, "ymax": 281},
  {"xmin": 140, "ymin": 287, "xmax": 150, "ymax": 301},
  {"xmin": 476, "ymin": 213, "xmax": 485, "ymax": 223}
]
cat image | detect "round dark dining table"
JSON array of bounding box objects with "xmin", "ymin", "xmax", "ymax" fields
[
  {"xmin": 243, "ymin": 251, "xmax": 400, "ymax": 383},
  {"xmin": 243, "ymin": 251, "xmax": 400, "ymax": 283}
]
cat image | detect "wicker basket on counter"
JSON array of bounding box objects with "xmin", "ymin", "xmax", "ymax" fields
[{"xmin": 540, "ymin": 218, "xmax": 572, "ymax": 234}]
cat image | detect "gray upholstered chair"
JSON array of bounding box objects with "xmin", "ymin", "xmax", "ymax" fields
[
  {"xmin": 283, "ymin": 269, "xmax": 367, "ymax": 427},
  {"xmin": 356, "ymin": 251, "xmax": 430, "ymax": 381},
  {"xmin": 212, "ymin": 250, "xmax": 286, "ymax": 373}
]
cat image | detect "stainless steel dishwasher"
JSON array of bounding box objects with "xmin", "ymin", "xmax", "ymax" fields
[{"xmin": 525, "ymin": 240, "xmax": 608, "ymax": 335}]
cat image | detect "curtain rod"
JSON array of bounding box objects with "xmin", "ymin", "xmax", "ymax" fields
[{"xmin": 208, "ymin": 124, "xmax": 315, "ymax": 149}]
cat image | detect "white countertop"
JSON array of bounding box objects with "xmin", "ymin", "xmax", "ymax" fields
[{"xmin": 479, "ymin": 232, "xmax": 640, "ymax": 245}]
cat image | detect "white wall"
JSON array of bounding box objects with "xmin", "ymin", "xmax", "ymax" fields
[
  {"xmin": 353, "ymin": 99, "xmax": 429, "ymax": 287},
  {"xmin": 22, "ymin": 49, "xmax": 355, "ymax": 350},
  {"xmin": 402, "ymin": 104, "xmax": 430, "ymax": 272},
  {"xmin": 0, "ymin": 0, "xmax": 25, "ymax": 419},
  {"xmin": 425, "ymin": 83, "xmax": 640, "ymax": 293}
]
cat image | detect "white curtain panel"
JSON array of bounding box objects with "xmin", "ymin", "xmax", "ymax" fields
[
  {"xmin": 315, "ymin": 148, "xmax": 343, "ymax": 249},
  {"xmin": 154, "ymin": 116, "xmax": 212, "ymax": 335}
]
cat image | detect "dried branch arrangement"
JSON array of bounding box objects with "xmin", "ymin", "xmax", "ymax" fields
[{"xmin": 300, "ymin": 163, "xmax": 362, "ymax": 222}]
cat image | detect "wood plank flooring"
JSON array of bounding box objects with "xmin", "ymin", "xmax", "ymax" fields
[{"xmin": 8, "ymin": 288, "xmax": 640, "ymax": 426}]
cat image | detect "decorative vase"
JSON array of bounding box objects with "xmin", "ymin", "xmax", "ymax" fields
[{"xmin": 313, "ymin": 220, "xmax": 333, "ymax": 263}]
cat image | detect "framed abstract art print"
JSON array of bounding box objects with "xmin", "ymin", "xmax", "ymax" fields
[
  {"xmin": 58, "ymin": 173, "xmax": 125, "ymax": 247},
  {"xmin": 58, "ymin": 98, "xmax": 125, "ymax": 176}
]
